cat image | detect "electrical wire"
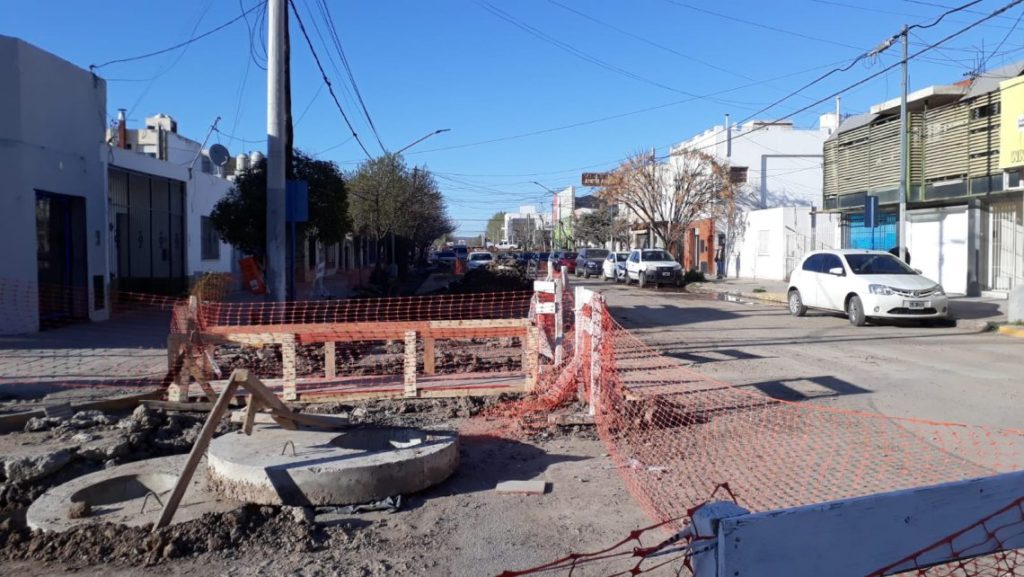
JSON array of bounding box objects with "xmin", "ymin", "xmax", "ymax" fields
[
  {"xmin": 240, "ymin": 0, "xmax": 268, "ymax": 71},
  {"xmin": 288, "ymin": 0, "xmax": 374, "ymax": 159},
  {"xmin": 979, "ymin": 5, "xmax": 1024, "ymax": 70},
  {"xmin": 90, "ymin": 1, "xmax": 264, "ymax": 70}
]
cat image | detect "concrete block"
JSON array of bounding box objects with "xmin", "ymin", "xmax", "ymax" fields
[
  {"xmin": 1009, "ymin": 285, "xmax": 1024, "ymax": 323},
  {"xmin": 495, "ymin": 480, "xmax": 548, "ymax": 495}
]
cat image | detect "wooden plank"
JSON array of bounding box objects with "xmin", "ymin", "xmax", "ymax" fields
[
  {"xmin": 241, "ymin": 371, "xmax": 298, "ymax": 431},
  {"xmin": 533, "ymin": 280, "xmax": 556, "ymax": 294},
  {"xmin": 242, "ymin": 397, "xmax": 262, "ymax": 435},
  {"xmin": 281, "ymin": 335, "xmax": 297, "ymax": 401},
  {"xmin": 142, "ymin": 400, "xmax": 215, "ymax": 412},
  {"xmin": 403, "ymin": 330, "xmax": 418, "ymax": 398},
  {"xmin": 715, "ymin": 471, "xmax": 1024, "ymax": 577},
  {"xmin": 423, "ymin": 337, "xmax": 436, "ymax": 375},
  {"xmin": 297, "ymin": 382, "xmax": 530, "ymax": 403},
  {"xmin": 0, "ymin": 388, "xmax": 162, "ymax": 434},
  {"xmin": 324, "ymin": 341, "xmax": 336, "ymax": 379},
  {"xmin": 154, "ymin": 370, "xmax": 241, "ymax": 530}
]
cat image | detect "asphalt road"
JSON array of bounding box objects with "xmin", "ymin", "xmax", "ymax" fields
[{"xmin": 581, "ymin": 278, "xmax": 1024, "ymax": 431}]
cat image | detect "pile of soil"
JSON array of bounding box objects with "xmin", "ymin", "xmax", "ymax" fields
[
  {"xmin": 302, "ymin": 394, "xmax": 523, "ymax": 428},
  {"xmin": 0, "ymin": 505, "xmax": 323, "ymax": 568}
]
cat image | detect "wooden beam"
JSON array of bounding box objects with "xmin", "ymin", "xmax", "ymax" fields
[
  {"xmin": 242, "ymin": 397, "xmax": 262, "ymax": 435},
  {"xmin": 403, "ymin": 330, "xmax": 418, "ymax": 398},
  {"xmin": 241, "ymin": 371, "xmax": 298, "ymax": 431},
  {"xmin": 280, "ymin": 335, "xmax": 297, "ymax": 401},
  {"xmin": 324, "ymin": 341, "xmax": 336, "ymax": 379},
  {"xmin": 154, "ymin": 370, "xmax": 242, "ymax": 530},
  {"xmin": 423, "ymin": 338, "xmax": 435, "ymax": 376},
  {"xmin": 297, "ymin": 382, "xmax": 530, "ymax": 403}
]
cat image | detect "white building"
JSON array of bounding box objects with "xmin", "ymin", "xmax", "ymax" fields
[
  {"xmin": 0, "ymin": 36, "xmax": 237, "ymax": 334},
  {"xmin": 502, "ymin": 205, "xmax": 542, "ymax": 248},
  {"xmin": 670, "ymin": 115, "xmax": 840, "ymax": 280}
]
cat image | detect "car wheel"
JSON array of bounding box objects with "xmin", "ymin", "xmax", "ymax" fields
[
  {"xmin": 847, "ymin": 295, "xmax": 866, "ymax": 326},
  {"xmin": 788, "ymin": 289, "xmax": 807, "ymax": 317},
  {"xmin": 674, "ymin": 276, "xmax": 682, "ymax": 288},
  {"xmin": 584, "ymin": 270, "xmax": 590, "ymax": 279},
  {"xmin": 638, "ymin": 272, "xmax": 647, "ymax": 288}
]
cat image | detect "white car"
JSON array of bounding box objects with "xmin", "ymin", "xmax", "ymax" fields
[
  {"xmin": 602, "ymin": 251, "xmax": 629, "ymax": 281},
  {"xmin": 466, "ymin": 251, "xmax": 494, "ymax": 270},
  {"xmin": 625, "ymin": 249, "xmax": 682, "ymax": 288},
  {"xmin": 787, "ymin": 249, "xmax": 949, "ymax": 326}
]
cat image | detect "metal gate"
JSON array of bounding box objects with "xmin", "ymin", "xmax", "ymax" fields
[{"xmin": 989, "ymin": 198, "xmax": 1023, "ymax": 291}]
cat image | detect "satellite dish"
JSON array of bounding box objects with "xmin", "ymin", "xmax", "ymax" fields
[{"xmin": 208, "ymin": 144, "xmax": 230, "ymax": 167}]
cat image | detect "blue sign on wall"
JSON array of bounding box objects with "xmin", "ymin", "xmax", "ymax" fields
[
  {"xmin": 847, "ymin": 212, "xmax": 897, "ymax": 251},
  {"xmin": 286, "ymin": 180, "xmax": 308, "ymax": 223},
  {"xmin": 864, "ymin": 195, "xmax": 880, "ymax": 228}
]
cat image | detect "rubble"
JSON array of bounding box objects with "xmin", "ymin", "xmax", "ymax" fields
[{"xmin": 3, "ymin": 450, "xmax": 73, "ymax": 485}]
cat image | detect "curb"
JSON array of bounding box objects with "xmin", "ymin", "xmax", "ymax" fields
[{"xmin": 997, "ymin": 325, "xmax": 1024, "ymax": 339}]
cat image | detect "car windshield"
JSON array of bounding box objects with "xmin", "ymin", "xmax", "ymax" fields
[
  {"xmin": 587, "ymin": 250, "xmax": 609, "ymax": 259},
  {"xmin": 470, "ymin": 253, "xmax": 492, "ymax": 261},
  {"xmin": 642, "ymin": 250, "xmax": 672, "ymax": 261},
  {"xmin": 844, "ymin": 253, "xmax": 915, "ymax": 275},
  {"xmin": 616, "ymin": 253, "xmax": 628, "ymax": 262}
]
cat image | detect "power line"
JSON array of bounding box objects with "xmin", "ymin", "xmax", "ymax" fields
[
  {"xmin": 240, "ymin": 0, "xmax": 268, "ymax": 71},
  {"xmin": 314, "ymin": 0, "xmax": 387, "ymax": 152},
  {"xmin": 288, "ymin": 0, "xmax": 374, "ymax": 159},
  {"xmin": 980, "ymin": 5, "xmax": 1024, "ymax": 71},
  {"xmin": 90, "ymin": 1, "xmax": 264, "ymax": 70}
]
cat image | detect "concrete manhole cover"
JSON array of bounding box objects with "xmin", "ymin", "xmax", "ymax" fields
[{"xmin": 206, "ymin": 423, "xmax": 459, "ymax": 506}]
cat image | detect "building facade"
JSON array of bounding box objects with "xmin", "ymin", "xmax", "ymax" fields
[{"xmin": 823, "ymin": 62, "xmax": 1024, "ymax": 295}]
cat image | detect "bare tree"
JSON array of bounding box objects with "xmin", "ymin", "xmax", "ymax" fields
[{"xmin": 600, "ymin": 148, "xmax": 732, "ymax": 254}]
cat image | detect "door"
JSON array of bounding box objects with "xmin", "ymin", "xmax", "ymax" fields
[
  {"xmin": 908, "ymin": 209, "xmax": 968, "ymax": 294},
  {"xmin": 989, "ymin": 199, "xmax": 1023, "ymax": 291},
  {"xmin": 815, "ymin": 253, "xmax": 848, "ymax": 311},
  {"xmin": 36, "ymin": 191, "xmax": 88, "ymax": 327}
]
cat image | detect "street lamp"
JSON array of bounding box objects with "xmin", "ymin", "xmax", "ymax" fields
[{"xmin": 395, "ymin": 128, "xmax": 451, "ymax": 155}]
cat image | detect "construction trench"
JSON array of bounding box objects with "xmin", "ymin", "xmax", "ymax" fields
[{"xmin": 0, "ymin": 277, "xmax": 579, "ymax": 573}]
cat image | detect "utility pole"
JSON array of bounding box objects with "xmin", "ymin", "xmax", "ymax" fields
[
  {"xmin": 266, "ymin": 0, "xmax": 287, "ymax": 302},
  {"xmin": 898, "ymin": 25, "xmax": 909, "ymax": 263}
]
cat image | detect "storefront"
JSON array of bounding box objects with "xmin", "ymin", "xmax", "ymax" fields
[{"xmin": 993, "ymin": 76, "xmax": 1024, "ymax": 292}]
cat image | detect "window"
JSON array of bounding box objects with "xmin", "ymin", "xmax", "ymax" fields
[
  {"xmin": 821, "ymin": 254, "xmax": 845, "ymax": 274},
  {"xmin": 730, "ymin": 166, "xmax": 748, "ymax": 184},
  {"xmin": 844, "ymin": 253, "xmax": 914, "ymax": 275},
  {"xmin": 802, "ymin": 254, "xmax": 824, "ymax": 272},
  {"xmin": 201, "ymin": 216, "xmax": 220, "ymax": 260},
  {"xmin": 970, "ymin": 101, "xmax": 1000, "ymax": 120},
  {"xmin": 757, "ymin": 230, "xmax": 770, "ymax": 256},
  {"xmin": 629, "ymin": 251, "xmax": 639, "ymax": 263}
]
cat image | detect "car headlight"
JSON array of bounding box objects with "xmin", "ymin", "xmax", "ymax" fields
[
  {"xmin": 933, "ymin": 285, "xmax": 945, "ymax": 296},
  {"xmin": 673, "ymin": 263, "xmax": 682, "ymax": 271},
  {"xmin": 868, "ymin": 284, "xmax": 893, "ymax": 295}
]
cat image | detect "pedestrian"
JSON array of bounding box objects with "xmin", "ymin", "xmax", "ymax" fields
[{"xmin": 715, "ymin": 245, "xmax": 726, "ymax": 279}]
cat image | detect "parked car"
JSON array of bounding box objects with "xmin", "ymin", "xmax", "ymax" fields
[
  {"xmin": 787, "ymin": 249, "xmax": 949, "ymax": 326},
  {"xmin": 625, "ymin": 249, "xmax": 682, "ymax": 288},
  {"xmin": 453, "ymin": 245, "xmax": 469, "ymax": 260},
  {"xmin": 602, "ymin": 251, "xmax": 629, "ymax": 282},
  {"xmin": 575, "ymin": 248, "xmax": 610, "ymax": 278},
  {"xmin": 434, "ymin": 251, "xmax": 456, "ymax": 268},
  {"xmin": 466, "ymin": 251, "xmax": 494, "ymax": 271},
  {"xmin": 549, "ymin": 251, "xmax": 578, "ymax": 274}
]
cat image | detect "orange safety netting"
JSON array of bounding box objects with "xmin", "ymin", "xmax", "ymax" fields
[{"xmin": 493, "ymin": 288, "xmax": 1024, "ymax": 576}]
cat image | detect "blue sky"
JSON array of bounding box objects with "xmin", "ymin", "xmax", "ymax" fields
[{"xmin": 4, "ymin": 0, "xmax": 1023, "ymax": 234}]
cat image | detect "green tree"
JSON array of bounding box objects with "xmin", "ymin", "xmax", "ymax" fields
[
  {"xmin": 404, "ymin": 168, "xmax": 456, "ymax": 263},
  {"xmin": 575, "ymin": 207, "xmax": 629, "ymax": 247},
  {"xmin": 209, "ymin": 150, "xmax": 350, "ymax": 256},
  {"xmin": 486, "ymin": 212, "xmax": 506, "ymax": 245}
]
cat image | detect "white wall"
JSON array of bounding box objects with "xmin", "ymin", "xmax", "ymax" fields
[
  {"xmin": 0, "ymin": 36, "xmax": 108, "ymax": 334},
  {"xmin": 732, "ymin": 207, "xmax": 841, "ymax": 281},
  {"xmin": 908, "ymin": 206, "xmax": 968, "ymax": 295}
]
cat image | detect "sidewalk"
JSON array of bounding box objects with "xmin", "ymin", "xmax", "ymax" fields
[{"xmin": 687, "ymin": 277, "xmax": 1008, "ymax": 330}]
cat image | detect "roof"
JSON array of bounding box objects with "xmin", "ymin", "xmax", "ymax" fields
[
  {"xmin": 825, "ymin": 112, "xmax": 877, "ymax": 142},
  {"xmin": 961, "ymin": 60, "xmax": 1024, "ymax": 99}
]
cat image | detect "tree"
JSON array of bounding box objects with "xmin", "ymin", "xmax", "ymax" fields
[
  {"xmin": 600, "ymin": 148, "xmax": 731, "ymax": 254},
  {"xmin": 486, "ymin": 212, "xmax": 506, "ymax": 245},
  {"xmin": 209, "ymin": 150, "xmax": 350, "ymax": 257},
  {"xmin": 575, "ymin": 206, "xmax": 630, "ymax": 247},
  {"xmin": 404, "ymin": 168, "xmax": 456, "ymax": 263}
]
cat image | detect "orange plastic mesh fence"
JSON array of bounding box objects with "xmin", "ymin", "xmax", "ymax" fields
[{"xmin": 492, "ymin": 289, "xmax": 1024, "ymax": 576}]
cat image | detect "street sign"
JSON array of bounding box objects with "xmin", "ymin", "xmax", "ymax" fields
[
  {"xmin": 286, "ymin": 180, "xmax": 309, "ymax": 223},
  {"xmin": 864, "ymin": 195, "xmax": 880, "ymax": 228},
  {"xmin": 533, "ymin": 280, "xmax": 556, "ymax": 294},
  {"xmin": 581, "ymin": 172, "xmax": 612, "ymax": 187}
]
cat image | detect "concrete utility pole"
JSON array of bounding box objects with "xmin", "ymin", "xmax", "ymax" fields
[
  {"xmin": 898, "ymin": 25, "xmax": 909, "ymax": 263},
  {"xmin": 266, "ymin": 0, "xmax": 288, "ymax": 302}
]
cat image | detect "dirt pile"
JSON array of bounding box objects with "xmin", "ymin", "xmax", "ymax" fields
[
  {"xmin": 0, "ymin": 504, "xmax": 324, "ymax": 568},
  {"xmin": 302, "ymin": 394, "xmax": 522, "ymax": 428}
]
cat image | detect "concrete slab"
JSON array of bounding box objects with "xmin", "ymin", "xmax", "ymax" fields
[
  {"xmin": 495, "ymin": 480, "xmax": 548, "ymax": 495},
  {"xmin": 26, "ymin": 454, "xmax": 241, "ymax": 532},
  {"xmin": 207, "ymin": 423, "xmax": 458, "ymax": 506}
]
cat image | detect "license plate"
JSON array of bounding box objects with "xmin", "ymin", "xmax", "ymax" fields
[
  {"xmin": 904, "ymin": 300, "xmax": 930, "ymax": 309},
  {"xmin": 661, "ymin": 272, "xmax": 672, "ymax": 277}
]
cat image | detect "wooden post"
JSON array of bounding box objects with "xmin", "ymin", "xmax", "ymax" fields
[
  {"xmin": 554, "ymin": 271, "xmax": 564, "ymax": 365},
  {"xmin": 324, "ymin": 341, "xmax": 336, "ymax": 379},
  {"xmin": 403, "ymin": 330, "xmax": 418, "ymax": 398},
  {"xmin": 166, "ymin": 334, "xmax": 188, "ymax": 403},
  {"xmin": 242, "ymin": 397, "xmax": 263, "ymax": 435},
  {"xmin": 154, "ymin": 369, "xmax": 243, "ymax": 530},
  {"xmin": 281, "ymin": 334, "xmax": 297, "ymax": 401},
  {"xmin": 423, "ymin": 337, "xmax": 435, "ymax": 376},
  {"xmin": 525, "ymin": 325, "xmax": 540, "ymax": 391}
]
